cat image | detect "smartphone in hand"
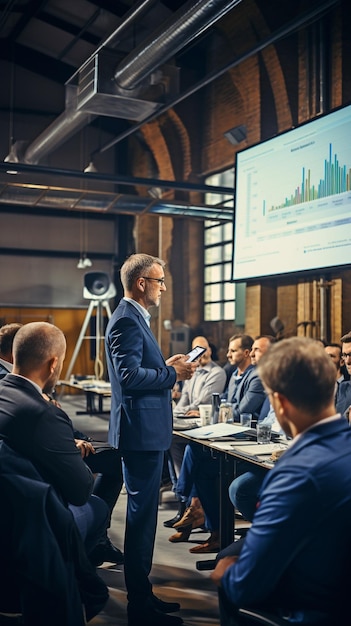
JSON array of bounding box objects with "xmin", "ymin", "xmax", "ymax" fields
[{"xmin": 186, "ymin": 345, "xmax": 206, "ymax": 362}]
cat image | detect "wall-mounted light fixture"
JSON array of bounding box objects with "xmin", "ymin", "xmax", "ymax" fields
[{"xmin": 224, "ymin": 124, "xmax": 247, "ymax": 145}]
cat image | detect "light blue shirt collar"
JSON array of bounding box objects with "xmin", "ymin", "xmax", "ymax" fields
[{"xmin": 123, "ymin": 296, "xmax": 151, "ymax": 327}]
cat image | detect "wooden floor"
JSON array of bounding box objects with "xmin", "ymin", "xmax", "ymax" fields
[{"xmin": 60, "ymin": 391, "xmax": 222, "ymax": 626}]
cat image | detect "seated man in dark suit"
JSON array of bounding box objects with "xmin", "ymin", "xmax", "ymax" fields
[
  {"xmin": 211, "ymin": 337, "xmax": 351, "ymax": 626},
  {"xmin": 0, "ymin": 320, "xmax": 124, "ymax": 566},
  {"xmin": 0, "ymin": 321, "xmax": 109, "ymax": 558}
]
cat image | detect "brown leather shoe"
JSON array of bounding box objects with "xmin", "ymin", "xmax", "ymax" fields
[
  {"xmin": 172, "ymin": 505, "xmax": 205, "ymax": 530},
  {"xmin": 168, "ymin": 524, "xmax": 192, "ymax": 543},
  {"xmin": 188, "ymin": 534, "xmax": 220, "ymax": 553}
]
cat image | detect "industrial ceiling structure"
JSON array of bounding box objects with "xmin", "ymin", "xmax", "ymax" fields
[{"xmin": 0, "ymin": 0, "xmax": 340, "ymax": 220}]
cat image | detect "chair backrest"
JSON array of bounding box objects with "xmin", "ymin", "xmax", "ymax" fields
[
  {"xmin": 0, "ymin": 441, "xmax": 94, "ymax": 625},
  {"xmin": 238, "ymin": 608, "xmax": 288, "ymax": 626}
]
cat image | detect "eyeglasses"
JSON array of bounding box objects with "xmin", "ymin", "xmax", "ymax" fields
[
  {"xmin": 341, "ymin": 352, "xmax": 351, "ymax": 360},
  {"xmin": 141, "ymin": 276, "xmax": 166, "ymax": 286}
]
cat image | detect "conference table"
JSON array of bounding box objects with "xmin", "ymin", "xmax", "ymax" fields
[
  {"xmin": 58, "ymin": 378, "xmax": 111, "ymax": 416},
  {"xmin": 173, "ymin": 422, "xmax": 289, "ymax": 552}
]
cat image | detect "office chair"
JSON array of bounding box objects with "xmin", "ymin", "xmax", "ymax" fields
[
  {"xmin": 0, "ymin": 441, "xmax": 109, "ymax": 626},
  {"xmin": 0, "ymin": 614, "xmax": 23, "ymax": 624},
  {"xmin": 237, "ymin": 608, "xmax": 288, "ymax": 625}
]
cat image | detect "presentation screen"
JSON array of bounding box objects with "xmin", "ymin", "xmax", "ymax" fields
[{"xmin": 232, "ymin": 103, "xmax": 351, "ymax": 282}]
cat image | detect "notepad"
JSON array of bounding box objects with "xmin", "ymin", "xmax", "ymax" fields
[
  {"xmin": 180, "ymin": 422, "xmax": 251, "ymax": 439},
  {"xmin": 173, "ymin": 416, "xmax": 202, "ymax": 430},
  {"xmin": 230, "ymin": 442, "xmax": 289, "ymax": 458}
]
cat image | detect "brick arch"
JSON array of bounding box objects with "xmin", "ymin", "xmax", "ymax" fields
[
  {"xmin": 217, "ymin": 0, "xmax": 293, "ymax": 142},
  {"xmin": 158, "ymin": 109, "xmax": 192, "ymax": 182},
  {"xmin": 136, "ymin": 111, "xmax": 192, "ymax": 194},
  {"xmin": 248, "ymin": 2, "xmax": 293, "ymax": 131},
  {"xmin": 139, "ymin": 119, "xmax": 175, "ymax": 183}
]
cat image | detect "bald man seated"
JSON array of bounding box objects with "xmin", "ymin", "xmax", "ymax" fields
[{"xmin": 0, "ymin": 322, "xmax": 109, "ymax": 558}]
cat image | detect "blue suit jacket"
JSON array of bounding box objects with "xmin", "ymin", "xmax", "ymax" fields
[
  {"xmin": 336, "ymin": 380, "xmax": 351, "ymax": 417},
  {"xmin": 105, "ymin": 298, "xmax": 177, "ymax": 451},
  {"xmin": 228, "ymin": 365, "xmax": 266, "ymax": 422},
  {"xmin": 221, "ymin": 417, "xmax": 351, "ymax": 621}
]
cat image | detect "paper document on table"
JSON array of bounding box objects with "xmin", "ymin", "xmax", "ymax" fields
[
  {"xmin": 173, "ymin": 416, "xmax": 202, "ymax": 430},
  {"xmin": 180, "ymin": 422, "xmax": 251, "ymax": 439},
  {"xmin": 231, "ymin": 442, "xmax": 288, "ymax": 457}
]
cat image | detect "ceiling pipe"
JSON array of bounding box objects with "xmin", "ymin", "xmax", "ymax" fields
[
  {"xmin": 98, "ymin": 0, "xmax": 340, "ymax": 154},
  {"xmin": 0, "ymin": 161, "xmax": 234, "ymax": 195},
  {"xmin": 20, "ymin": 0, "xmax": 242, "ymax": 165},
  {"xmin": 68, "ymin": 0, "xmax": 160, "ymax": 85},
  {"xmin": 23, "ymin": 90, "xmax": 95, "ymax": 165},
  {"xmin": 114, "ymin": 0, "xmax": 242, "ymax": 91},
  {"xmin": 20, "ymin": 0, "xmax": 159, "ymax": 165}
]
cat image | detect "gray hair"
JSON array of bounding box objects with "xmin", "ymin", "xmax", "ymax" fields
[{"xmin": 120, "ymin": 253, "xmax": 165, "ymax": 291}]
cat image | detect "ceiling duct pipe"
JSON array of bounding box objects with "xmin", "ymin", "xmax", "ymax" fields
[
  {"xmin": 23, "ymin": 86, "xmax": 95, "ymax": 165},
  {"xmin": 21, "ymin": 0, "xmax": 242, "ymax": 165},
  {"xmin": 21, "ymin": 0, "xmax": 159, "ymax": 165},
  {"xmin": 114, "ymin": 0, "xmax": 243, "ymax": 91}
]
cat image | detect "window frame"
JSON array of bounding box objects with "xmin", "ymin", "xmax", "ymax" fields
[{"xmin": 203, "ymin": 168, "xmax": 235, "ymax": 322}]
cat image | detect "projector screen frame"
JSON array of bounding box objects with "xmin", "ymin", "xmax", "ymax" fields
[{"xmin": 231, "ymin": 102, "xmax": 351, "ymax": 284}]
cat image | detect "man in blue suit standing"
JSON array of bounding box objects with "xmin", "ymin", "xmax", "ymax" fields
[
  {"xmin": 211, "ymin": 337, "xmax": 351, "ymax": 625},
  {"xmin": 105, "ymin": 253, "xmax": 197, "ymax": 626}
]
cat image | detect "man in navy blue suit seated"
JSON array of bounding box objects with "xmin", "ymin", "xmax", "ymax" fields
[{"xmin": 211, "ymin": 337, "xmax": 351, "ymax": 626}]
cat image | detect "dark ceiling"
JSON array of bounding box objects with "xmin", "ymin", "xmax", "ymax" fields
[
  {"xmin": 0, "ymin": 0, "xmax": 341, "ymax": 219},
  {"xmin": 0, "ymin": 0, "xmax": 239, "ymax": 218},
  {"xmin": 0, "ymin": 0, "xmax": 210, "ymax": 133}
]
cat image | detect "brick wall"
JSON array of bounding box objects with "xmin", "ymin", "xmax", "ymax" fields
[{"xmin": 130, "ymin": 0, "xmax": 350, "ymax": 348}]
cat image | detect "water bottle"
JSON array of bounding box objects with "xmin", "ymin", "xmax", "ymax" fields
[
  {"xmin": 218, "ymin": 399, "xmax": 233, "ymax": 423},
  {"xmin": 211, "ymin": 393, "xmax": 221, "ymax": 424}
]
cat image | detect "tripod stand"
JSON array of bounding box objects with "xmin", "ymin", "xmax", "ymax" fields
[{"xmin": 65, "ymin": 298, "xmax": 112, "ymax": 381}]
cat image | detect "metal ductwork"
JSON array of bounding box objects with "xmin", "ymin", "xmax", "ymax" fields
[
  {"xmin": 19, "ymin": 0, "xmax": 242, "ymax": 165},
  {"xmin": 113, "ymin": 0, "xmax": 242, "ymax": 92},
  {"xmin": 24, "ymin": 85, "xmax": 95, "ymax": 166}
]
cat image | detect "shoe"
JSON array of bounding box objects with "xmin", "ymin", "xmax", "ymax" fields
[
  {"xmin": 89, "ymin": 537, "xmax": 124, "ymax": 566},
  {"xmin": 189, "ymin": 534, "xmax": 220, "ymax": 554},
  {"xmin": 172, "ymin": 505, "xmax": 205, "ymax": 530},
  {"xmin": 159, "ymin": 480, "xmax": 173, "ymax": 493},
  {"xmin": 163, "ymin": 502, "xmax": 187, "ymax": 528},
  {"xmin": 128, "ymin": 604, "xmax": 183, "ymax": 626},
  {"xmin": 168, "ymin": 524, "xmax": 192, "ymax": 543},
  {"xmin": 151, "ymin": 594, "xmax": 181, "ymax": 613}
]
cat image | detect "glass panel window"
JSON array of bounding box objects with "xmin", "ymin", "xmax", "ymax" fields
[
  {"xmin": 224, "ymin": 300, "xmax": 236, "ymax": 320},
  {"xmin": 204, "ymin": 302, "xmax": 222, "ymax": 321}
]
